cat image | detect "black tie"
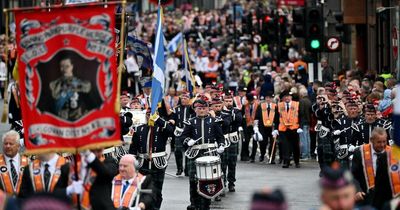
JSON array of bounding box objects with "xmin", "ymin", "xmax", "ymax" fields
[
  {"xmin": 286, "ymin": 103, "xmax": 290, "ymax": 112},
  {"xmin": 10, "ymin": 159, "xmax": 18, "ymax": 187},
  {"xmin": 250, "ymin": 104, "xmax": 253, "ymax": 115},
  {"xmin": 267, "ymin": 104, "xmax": 271, "ymax": 115},
  {"xmin": 44, "ymin": 163, "xmax": 51, "ymax": 192}
]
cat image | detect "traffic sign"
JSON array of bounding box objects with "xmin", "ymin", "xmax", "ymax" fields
[
  {"xmin": 393, "ymin": 26, "xmax": 398, "ymax": 59},
  {"xmin": 326, "ymin": 37, "xmax": 341, "ymax": 52}
]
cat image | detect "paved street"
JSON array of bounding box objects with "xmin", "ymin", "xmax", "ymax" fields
[{"xmin": 162, "ymin": 156, "xmax": 320, "ymax": 210}]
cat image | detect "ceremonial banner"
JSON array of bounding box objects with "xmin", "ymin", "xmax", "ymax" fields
[
  {"xmin": 14, "ymin": 5, "xmax": 120, "ymax": 154},
  {"xmin": 126, "ymin": 36, "xmax": 153, "ymax": 78}
]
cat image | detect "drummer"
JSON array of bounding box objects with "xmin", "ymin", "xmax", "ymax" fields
[{"xmin": 181, "ymin": 99, "xmax": 225, "ymax": 210}]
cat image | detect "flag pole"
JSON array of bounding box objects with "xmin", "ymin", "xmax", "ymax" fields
[{"xmin": 115, "ymin": 0, "xmax": 127, "ymax": 114}]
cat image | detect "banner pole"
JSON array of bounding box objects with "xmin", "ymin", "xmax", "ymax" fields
[
  {"xmin": 74, "ymin": 150, "xmax": 82, "ymax": 210},
  {"xmin": 115, "ymin": 0, "xmax": 127, "ymax": 114},
  {"xmin": 1, "ymin": 10, "xmax": 9, "ymax": 123}
]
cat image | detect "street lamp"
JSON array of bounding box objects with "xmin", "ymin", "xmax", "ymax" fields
[{"xmin": 376, "ymin": 6, "xmax": 400, "ymax": 80}]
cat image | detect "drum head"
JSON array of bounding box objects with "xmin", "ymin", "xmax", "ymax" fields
[{"xmin": 195, "ymin": 156, "xmax": 220, "ymax": 164}]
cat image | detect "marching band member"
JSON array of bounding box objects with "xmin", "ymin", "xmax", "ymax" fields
[
  {"xmin": 129, "ymin": 110, "xmax": 174, "ymax": 210},
  {"xmin": 253, "ymin": 91, "xmax": 278, "ymax": 163},
  {"xmin": 352, "ymin": 104, "xmax": 393, "ymax": 146},
  {"xmin": 222, "ymin": 93, "xmax": 243, "ymax": 192},
  {"xmin": 351, "ymin": 127, "xmax": 391, "ymax": 207},
  {"xmin": 111, "ymin": 154, "xmax": 154, "ymax": 210},
  {"xmin": 313, "ymin": 94, "xmax": 336, "ymax": 175},
  {"xmin": 181, "ymin": 99, "xmax": 225, "ymax": 210},
  {"xmin": 209, "ymin": 97, "xmax": 231, "ymax": 201},
  {"xmin": 332, "ymin": 99, "xmax": 362, "ymax": 169},
  {"xmin": 171, "ymin": 91, "xmax": 195, "ymax": 176},
  {"xmin": 0, "ymin": 130, "xmax": 28, "ymax": 196},
  {"xmin": 273, "ymin": 90, "xmax": 303, "ymax": 168},
  {"xmin": 19, "ymin": 152, "xmax": 68, "ymax": 198},
  {"xmin": 241, "ymin": 93, "xmax": 259, "ymax": 162}
]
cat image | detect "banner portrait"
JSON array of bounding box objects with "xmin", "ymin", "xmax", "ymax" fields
[{"xmin": 14, "ymin": 5, "xmax": 120, "ymax": 154}]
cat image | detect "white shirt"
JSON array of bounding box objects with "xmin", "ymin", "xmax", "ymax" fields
[
  {"xmin": 371, "ymin": 145, "xmax": 383, "ymax": 175},
  {"xmin": 41, "ymin": 154, "xmax": 60, "ymax": 176},
  {"xmin": 4, "ymin": 154, "xmax": 20, "ymax": 187}
]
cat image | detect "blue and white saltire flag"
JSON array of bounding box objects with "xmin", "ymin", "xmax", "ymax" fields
[
  {"xmin": 393, "ymin": 85, "xmax": 400, "ymax": 160},
  {"xmin": 167, "ymin": 32, "xmax": 182, "ymax": 53},
  {"xmin": 181, "ymin": 38, "xmax": 195, "ymax": 97},
  {"xmin": 150, "ymin": 4, "xmax": 165, "ymax": 115}
]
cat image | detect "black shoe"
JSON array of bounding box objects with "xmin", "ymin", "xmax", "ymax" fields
[
  {"xmin": 220, "ymin": 192, "xmax": 226, "ymax": 197},
  {"xmin": 282, "ymin": 164, "xmax": 289, "ymax": 168},
  {"xmin": 270, "ymin": 161, "xmax": 276, "ymax": 165},
  {"xmin": 241, "ymin": 157, "xmax": 249, "ymax": 161},
  {"xmin": 278, "ymin": 159, "xmax": 283, "ymax": 164},
  {"xmin": 187, "ymin": 205, "xmax": 197, "ymax": 210},
  {"xmin": 184, "ymin": 173, "xmax": 189, "ymax": 177},
  {"xmin": 295, "ymin": 163, "xmax": 300, "ymax": 168},
  {"xmin": 259, "ymin": 156, "xmax": 264, "ymax": 162},
  {"xmin": 250, "ymin": 159, "xmax": 255, "ymax": 163},
  {"xmin": 229, "ymin": 185, "xmax": 236, "ymax": 192},
  {"xmin": 215, "ymin": 196, "xmax": 222, "ymax": 201},
  {"xmin": 176, "ymin": 169, "xmax": 183, "ymax": 176}
]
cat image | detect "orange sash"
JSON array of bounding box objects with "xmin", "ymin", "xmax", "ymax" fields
[
  {"xmin": 0, "ymin": 154, "xmax": 28, "ymax": 195},
  {"xmin": 386, "ymin": 150, "xmax": 400, "ymax": 197},
  {"xmin": 361, "ymin": 144, "xmax": 391, "ymax": 190},
  {"xmin": 233, "ymin": 96, "xmax": 244, "ymax": 110},
  {"xmin": 245, "ymin": 101, "xmax": 258, "ymax": 126},
  {"xmin": 112, "ymin": 173, "xmax": 145, "ymax": 208},
  {"xmin": 278, "ymin": 101, "xmax": 299, "ymax": 131},
  {"xmin": 30, "ymin": 156, "xmax": 66, "ymax": 192},
  {"xmin": 261, "ymin": 103, "xmax": 276, "ymax": 127},
  {"xmin": 72, "ymin": 156, "xmax": 105, "ymax": 210}
]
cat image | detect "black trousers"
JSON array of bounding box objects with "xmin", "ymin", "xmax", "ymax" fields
[
  {"xmin": 280, "ymin": 129, "xmax": 300, "ymax": 164},
  {"xmin": 174, "ymin": 136, "xmax": 187, "ymax": 173},
  {"xmin": 139, "ymin": 160, "xmax": 166, "ymax": 209},
  {"xmin": 221, "ymin": 143, "xmax": 238, "ymax": 186},
  {"xmin": 241, "ymin": 125, "xmax": 253, "ymax": 160},
  {"xmin": 250, "ymin": 129, "xmax": 268, "ymax": 160},
  {"xmin": 188, "ymin": 151, "xmax": 211, "ymax": 210}
]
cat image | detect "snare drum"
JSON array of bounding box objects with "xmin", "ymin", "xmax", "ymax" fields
[{"xmin": 195, "ymin": 156, "xmax": 222, "ymax": 180}]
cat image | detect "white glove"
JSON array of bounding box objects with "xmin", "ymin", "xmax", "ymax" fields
[
  {"xmin": 348, "ymin": 145, "xmax": 356, "ymax": 152},
  {"xmin": 272, "ymin": 130, "xmax": 279, "ymax": 137},
  {"xmin": 187, "ymin": 139, "xmax": 196, "ymax": 147},
  {"xmin": 216, "ymin": 146, "xmax": 225, "ymax": 154},
  {"xmin": 19, "ymin": 138, "xmax": 25, "ymax": 147},
  {"xmin": 297, "ymin": 128, "xmax": 303, "ymax": 134},
  {"xmin": 389, "ymin": 140, "xmax": 394, "ymax": 146},
  {"xmin": 67, "ymin": 181, "xmax": 84, "ymax": 196},
  {"xmin": 253, "ymin": 131, "xmax": 263, "ymax": 141},
  {"xmin": 333, "ymin": 130, "xmax": 341, "ymax": 135},
  {"xmin": 238, "ymin": 127, "xmax": 244, "ymax": 132},
  {"xmin": 253, "ymin": 126, "xmax": 259, "ymax": 133},
  {"xmin": 81, "ymin": 150, "xmax": 96, "ymax": 164}
]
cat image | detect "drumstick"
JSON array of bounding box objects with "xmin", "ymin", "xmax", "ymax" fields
[{"xmin": 269, "ymin": 136, "xmax": 277, "ymax": 164}]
